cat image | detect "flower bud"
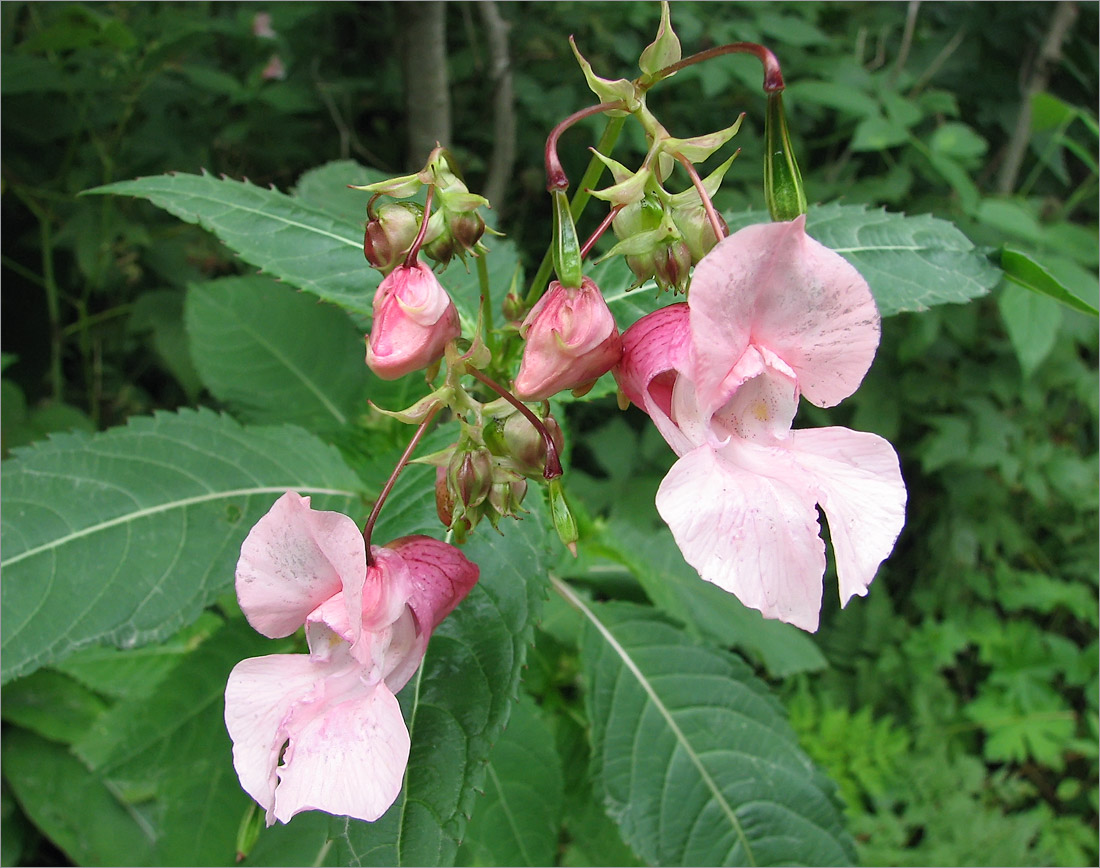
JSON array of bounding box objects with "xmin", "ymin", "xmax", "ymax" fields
[
  {"xmin": 366, "ymin": 261, "xmax": 461, "ymax": 380},
  {"xmin": 364, "ymin": 201, "xmax": 423, "ymax": 275},
  {"xmin": 447, "ymin": 447, "xmax": 494, "ymax": 512},
  {"xmin": 488, "ymin": 473, "xmax": 528, "ymax": 522},
  {"xmin": 514, "ymin": 277, "xmax": 623, "ymax": 401},
  {"xmin": 500, "ymin": 411, "xmax": 565, "ymax": 478}
]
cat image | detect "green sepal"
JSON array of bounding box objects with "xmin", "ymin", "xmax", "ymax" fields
[
  {"xmin": 764, "ymin": 92, "xmax": 807, "ymax": 221},
  {"xmin": 639, "ymin": 1, "xmax": 682, "ymax": 79},
  {"xmin": 552, "ymin": 189, "xmax": 584, "ymax": 289},
  {"xmin": 569, "ymin": 37, "xmax": 639, "ymax": 112}
]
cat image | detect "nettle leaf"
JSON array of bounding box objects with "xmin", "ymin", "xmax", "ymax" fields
[
  {"xmin": 0, "ymin": 408, "xmax": 363, "ymax": 683},
  {"xmin": 333, "ymin": 496, "xmax": 554, "ymax": 867},
  {"xmin": 456, "ymin": 693, "xmax": 565, "ymax": 867},
  {"xmin": 565, "ymin": 590, "xmax": 855, "ymax": 867},
  {"xmin": 186, "ymin": 275, "xmax": 371, "ymax": 430},
  {"xmin": 725, "ymin": 203, "xmax": 1001, "ymax": 316},
  {"xmin": 85, "ymin": 171, "xmax": 379, "ymax": 319}
]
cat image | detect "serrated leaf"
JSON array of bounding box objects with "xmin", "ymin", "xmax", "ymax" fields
[
  {"xmin": 186, "ymin": 275, "xmax": 370, "ymax": 430},
  {"xmin": 1, "ymin": 408, "xmax": 363, "ymax": 683},
  {"xmin": 726, "ymin": 203, "xmax": 1000, "ymax": 316},
  {"xmin": 333, "ymin": 497, "xmax": 554, "ymax": 867},
  {"xmin": 456, "ymin": 693, "xmax": 564, "ymax": 867},
  {"xmin": 565, "ymin": 590, "xmax": 855, "ymax": 867},
  {"xmin": 292, "ymin": 159, "xmax": 389, "ymax": 227},
  {"xmin": 83, "ymin": 172, "xmax": 379, "ymax": 319}
]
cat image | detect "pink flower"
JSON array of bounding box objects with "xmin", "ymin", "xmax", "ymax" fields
[
  {"xmin": 224, "ymin": 492, "xmax": 479, "ymax": 825},
  {"xmin": 615, "ymin": 218, "xmax": 906, "ymax": 632},
  {"xmin": 260, "ymin": 54, "xmax": 286, "ymax": 81},
  {"xmin": 514, "ymin": 277, "xmax": 622, "ymax": 401},
  {"xmin": 252, "ymin": 12, "xmax": 277, "ymax": 38},
  {"xmin": 366, "ymin": 261, "xmax": 461, "ymax": 380}
]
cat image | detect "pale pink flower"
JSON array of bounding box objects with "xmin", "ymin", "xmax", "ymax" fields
[
  {"xmin": 615, "ymin": 218, "xmax": 906, "ymax": 632},
  {"xmin": 260, "ymin": 54, "xmax": 286, "ymax": 81},
  {"xmin": 224, "ymin": 492, "xmax": 479, "ymax": 825},
  {"xmin": 252, "ymin": 12, "xmax": 277, "ymax": 38},
  {"xmin": 366, "ymin": 261, "xmax": 461, "ymax": 380},
  {"xmin": 514, "ymin": 277, "xmax": 622, "ymax": 401}
]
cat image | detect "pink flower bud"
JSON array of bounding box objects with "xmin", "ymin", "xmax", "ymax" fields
[
  {"xmin": 514, "ymin": 277, "xmax": 622, "ymax": 401},
  {"xmin": 364, "ymin": 201, "xmax": 423, "ymax": 275},
  {"xmin": 366, "ymin": 262, "xmax": 461, "ymax": 380}
]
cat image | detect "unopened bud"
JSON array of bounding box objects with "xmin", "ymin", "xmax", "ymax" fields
[
  {"xmin": 652, "ymin": 238, "xmax": 693, "ymax": 295},
  {"xmin": 673, "ymin": 202, "xmax": 728, "ymax": 264},
  {"xmin": 448, "ymin": 448, "xmax": 494, "ymax": 511},
  {"xmin": 764, "ymin": 92, "xmax": 807, "ymax": 222},
  {"xmin": 502, "ymin": 291, "xmax": 525, "ymax": 323},
  {"xmin": 501, "ymin": 411, "xmax": 564, "ymax": 478},
  {"xmin": 364, "ymin": 201, "xmax": 423, "ymax": 275},
  {"xmin": 488, "ymin": 472, "xmax": 528, "ymax": 523}
]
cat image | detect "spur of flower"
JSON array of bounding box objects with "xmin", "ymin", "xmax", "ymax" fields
[
  {"xmin": 224, "ymin": 491, "xmax": 478, "ymax": 824},
  {"xmin": 616, "ymin": 217, "xmax": 906, "ymax": 632}
]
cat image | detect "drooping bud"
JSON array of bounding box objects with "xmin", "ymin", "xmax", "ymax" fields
[
  {"xmin": 366, "ymin": 261, "xmax": 461, "ymax": 380},
  {"xmin": 364, "ymin": 201, "xmax": 423, "ymax": 275},
  {"xmin": 764, "ymin": 92, "xmax": 807, "ymax": 222},
  {"xmin": 447, "ymin": 447, "xmax": 494, "ymax": 512},
  {"xmin": 514, "ymin": 277, "xmax": 623, "ymax": 401},
  {"xmin": 487, "ymin": 472, "xmax": 528, "ymax": 524},
  {"xmin": 605, "ymin": 196, "xmax": 692, "ymax": 294}
]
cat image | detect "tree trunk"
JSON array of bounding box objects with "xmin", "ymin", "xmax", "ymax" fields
[{"xmin": 400, "ymin": 1, "xmax": 452, "ymax": 169}]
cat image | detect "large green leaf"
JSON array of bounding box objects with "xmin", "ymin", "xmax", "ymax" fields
[
  {"xmin": 456, "ymin": 693, "xmax": 565, "ymax": 867},
  {"xmin": 332, "ymin": 496, "xmax": 554, "ymax": 867},
  {"xmin": 563, "ymin": 588, "xmax": 855, "ymax": 867},
  {"xmin": 84, "ymin": 171, "xmax": 379, "ymax": 318},
  {"xmin": 725, "ymin": 203, "xmax": 1001, "ymax": 316},
  {"xmin": 185, "ymin": 275, "xmax": 371, "ymax": 430},
  {"xmin": 0, "ymin": 409, "xmax": 363, "ymax": 683}
]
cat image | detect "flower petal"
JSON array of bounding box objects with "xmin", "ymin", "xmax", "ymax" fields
[
  {"xmin": 235, "ymin": 492, "xmax": 366, "ymax": 639},
  {"xmin": 656, "ymin": 444, "xmax": 826, "ymax": 631},
  {"xmin": 224, "ymin": 653, "xmax": 331, "ymax": 825},
  {"xmin": 689, "ymin": 216, "xmax": 880, "ymax": 414},
  {"xmin": 614, "ymin": 303, "xmax": 696, "ymax": 455},
  {"xmin": 784, "ymin": 427, "xmax": 907, "ymax": 607},
  {"xmin": 273, "ymin": 682, "xmax": 410, "ymax": 824}
]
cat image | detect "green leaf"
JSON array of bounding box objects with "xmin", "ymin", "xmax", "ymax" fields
[
  {"xmin": 594, "ymin": 519, "xmax": 827, "ymax": 678},
  {"xmin": 564, "ymin": 591, "xmax": 855, "ymax": 867},
  {"xmin": 996, "ymin": 283, "xmax": 1063, "ymax": 377},
  {"xmin": 71, "ymin": 619, "xmax": 275, "ymax": 866},
  {"xmin": 0, "ymin": 669, "xmax": 108, "ymax": 744},
  {"xmin": 292, "ymin": 160, "xmax": 388, "ymax": 227},
  {"xmin": 1, "ymin": 408, "xmax": 363, "ymax": 684},
  {"xmin": 456, "ymin": 693, "xmax": 564, "ymax": 867},
  {"xmin": 726, "ymin": 203, "xmax": 1001, "ymax": 316},
  {"xmin": 83, "ymin": 172, "xmax": 379, "ymax": 319},
  {"xmin": 186, "ymin": 275, "xmax": 370, "ymax": 430},
  {"xmin": 2, "ymin": 728, "xmax": 156, "ymax": 866},
  {"xmin": 850, "ymin": 115, "xmax": 911, "ymax": 152},
  {"xmin": 333, "ymin": 496, "xmax": 554, "ymax": 866},
  {"xmin": 1000, "ymin": 246, "xmax": 1099, "ymax": 316}
]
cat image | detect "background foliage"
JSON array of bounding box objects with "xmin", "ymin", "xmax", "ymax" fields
[{"xmin": 2, "ymin": 2, "xmax": 1097, "ymax": 866}]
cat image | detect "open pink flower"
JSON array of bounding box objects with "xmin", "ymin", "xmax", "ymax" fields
[
  {"xmin": 616, "ymin": 218, "xmax": 906, "ymax": 632},
  {"xmin": 224, "ymin": 492, "xmax": 478, "ymax": 825},
  {"xmin": 366, "ymin": 261, "xmax": 461, "ymax": 379},
  {"xmin": 514, "ymin": 277, "xmax": 622, "ymax": 401}
]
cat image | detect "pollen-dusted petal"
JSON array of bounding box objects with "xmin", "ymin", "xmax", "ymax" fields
[
  {"xmin": 235, "ymin": 492, "xmax": 366, "ymax": 639},
  {"xmin": 272, "ymin": 682, "xmax": 410, "ymax": 825},
  {"xmin": 785, "ymin": 427, "xmax": 907, "ymax": 608},
  {"xmin": 655, "ymin": 443, "xmax": 826, "ymax": 632},
  {"xmin": 688, "ymin": 216, "xmax": 880, "ymax": 415},
  {"xmin": 224, "ymin": 653, "xmax": 331, "ymax": 826}
]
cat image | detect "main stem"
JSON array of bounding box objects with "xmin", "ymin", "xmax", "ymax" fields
[
  {"xmin": 363, "ymin": 403, "xmax": 442, "ymax": 562},
  {"xmin": 648, "ymin": 42, "xmax": 785, "ymax": 93}
]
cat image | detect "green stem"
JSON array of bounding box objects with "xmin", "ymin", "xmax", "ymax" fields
[{"xmin": 525, "ymin": 114, "xmax": 628, "ymax": 306}]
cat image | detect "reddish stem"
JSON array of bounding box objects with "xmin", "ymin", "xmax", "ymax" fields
[
  {"xmin": 580, "ymin": 204, "xmax": 625, "ymax": 260},
  {"xmin": 546, "ymin": 101, "xmax": 627, "ymax": 191},
  {"xmin": 363, "ymin": 403, "xmax": 442, "ymax": 562},
  {"xmin": 403, "ymin": 183, "xmax": 436, "ymax": 269},
  {"xmin": 650, "ymin": 42, "xmax": 785, "ymax": 93},
  {"xmin": 464, "ymin": 366, "xmax": 563, "ymax": 479},
  {"xmin": 673, "ymin": 153, "xmax": 726, "ymax": 242}
]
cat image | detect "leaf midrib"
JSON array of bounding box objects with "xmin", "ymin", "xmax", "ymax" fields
[{"xmin": 551, "ymin": 575, "xmax": 757, "ymax": 867}]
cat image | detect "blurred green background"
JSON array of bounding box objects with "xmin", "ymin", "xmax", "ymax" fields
[{"xmin": 2, "ymin": 2, "xmax": 1097, "ymax": 865}]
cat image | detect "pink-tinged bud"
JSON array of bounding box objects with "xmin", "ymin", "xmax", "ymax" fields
[
  {"xmin": 366, "ymin": 262, "xmax": 461, "ymax": 380},
  {"xmin": 501, "ymin": 411, "xmax": 564, "ymax": 478},
  {"xmin": 514, "ymin": 277, "xmax": 623, "ymax": 401},
  {"xmin": 652, "ymin": 238, "xmax": 693, "ymax": 295},
  {"xmin": 364, "ymin": 202, "xmax": 423, "ymax": 275}
]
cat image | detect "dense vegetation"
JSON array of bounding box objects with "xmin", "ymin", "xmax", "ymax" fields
[{"xmin": 2, "ymin": 3, "xmax": 1096, "ymax": 866}]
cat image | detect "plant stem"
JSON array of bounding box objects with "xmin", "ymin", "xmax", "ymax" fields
[
  {"xmin": 545, "ymin": 101, "xmax": 626, "ymax": 191},
  {"xmin": 674, "ymin": 153, "xmax": 726, "ymax": 241},
  {"xmin": 476, "ymin": 252, "xmax": 495, "ymax": 357},
  {"xmin": 580, "ymin": 205, "xmax": 624, "ymax": 260},
  {"xmin": 647, "ymin": 42, "xmax": 785, "ymax": 93},
  {"xmin": 404, "ymin": 183, "xmax": 436, "ymax": 268},
  {"xmin": 362, "ymin": 403, "xmax": 442, "ymax": 561}
]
